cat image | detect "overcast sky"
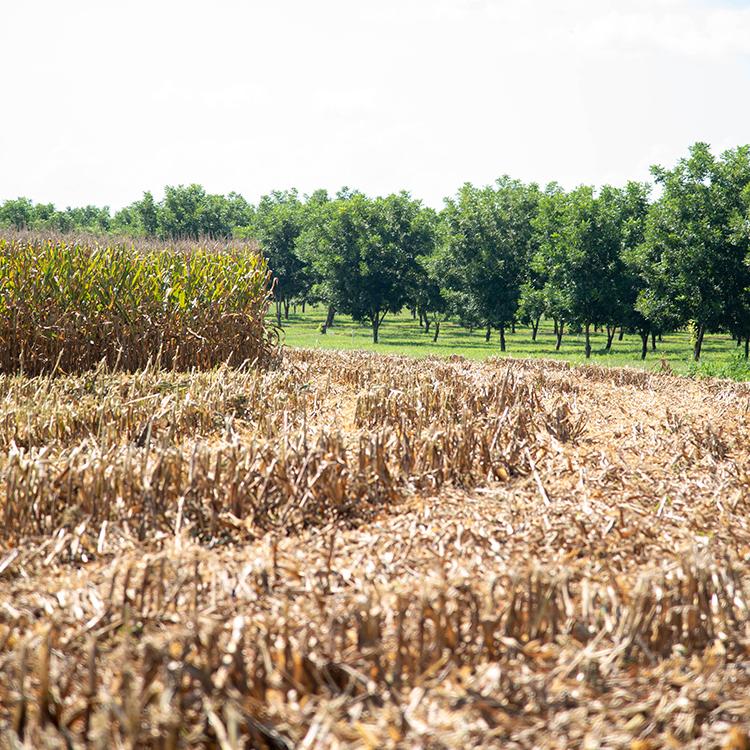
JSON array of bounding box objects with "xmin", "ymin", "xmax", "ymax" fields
[{"xmin": 2, "ymin": 0, "xmax": 749, "ymax": 210}]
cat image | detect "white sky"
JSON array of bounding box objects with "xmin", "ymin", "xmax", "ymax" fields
[{"xmin": 2, "ymin": 0, "xmax": 750, "ymax": 210}]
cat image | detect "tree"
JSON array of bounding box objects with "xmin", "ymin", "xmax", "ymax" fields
[
  {"xmin": 598, "ymin": 183, "xmax": 649, "ymax": 353},
  {"xmin": 61, "ymin": 204, "xmax": 112, "ymax": 233},
  {"xmin": 198, "ymin": 193, "xmax": 233, "ymax": 239},
  {"xmin": 225, "ymin": 192, "xmax": 254, "ymax": 231},
  {"xmin": 414, "ymin": 242, "xmax": 451, "ymax": 342},
  {"xmin": 636, "ymin": 143, "xmax": 750, "ymax": 360},
  {"xmin": 517, "ymin": 281, "xmax": 546, "ymax": 341},
  {"xmin": 111, "ymin": 204, "xmax": 144, "ymax": 235},
  {"xmin": 33, "ymin": 203, "xmax": 56, "ymax": 225},
  {"xmin": 533, "ymin": 184, "xmax": 624, "ymax": 358},
  {"xmin": 529, "ymin": 184, "xmax": 567, "ymax": 349},
  {"xmin": 298, "ymin": 192, "xmax": 434, "ymax": 343},
  {"xmin": 137, "ymin": 192, "xmax": 159, "ymax": 236},
  {"xmin": 443, "ymin": 177, "xmax": 540, "ymax": 351},
  {"xmin": 252, "ymin": 190, "xmax": 307, "ymax": 327},
  {"xmin": 0, "ymin": 197, "xmax": 34, "ymax": 229},
  {"xmin": 0, "ymin": 188, "xmax": 256, "ymax": 240},
  {"xmin": 297, "ymin": 189, "xmax": 331, "ymax": 307},
  {"xmin": 159, "ymin": 184, "xmax": 206, "ymax": 238},
  {"xmin": 154, "ymin": 185, "xmax": 243, "ymax": 239},
  {"xmin": 617, "ymin": 182, "xmax": 666, "ymax": 359}
]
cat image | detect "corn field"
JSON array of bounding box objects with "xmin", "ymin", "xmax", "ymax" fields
[
  {"xmin": 1, "ymin": 349, "xmax": 750, "ymax": 748},
  {"xmin": 0, "ymin": 232, "xmax": 278, "ymax": 375}
]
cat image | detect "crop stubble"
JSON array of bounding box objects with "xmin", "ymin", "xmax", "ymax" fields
[{"xmin": 1, "ymin": 350, "xmax": 749, "ymax": 748}]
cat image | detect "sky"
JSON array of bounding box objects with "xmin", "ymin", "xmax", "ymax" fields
[{"xmin": 2, "ymin": 0, "xmax": 750, "ymax": 210}]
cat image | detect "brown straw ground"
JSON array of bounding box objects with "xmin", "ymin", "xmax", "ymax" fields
[{"xmin": 1, "ymin": 349, "xmax": 750, "ymax": 748}]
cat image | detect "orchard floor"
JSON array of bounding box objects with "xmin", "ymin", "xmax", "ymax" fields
[{"xmin": 276, "ymin": 306, "xmax": 750, "ymax": 379}]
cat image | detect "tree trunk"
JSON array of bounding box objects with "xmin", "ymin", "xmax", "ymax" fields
[
  {"xmin": 640, "ymin": 331, "xmax": 649, "ymax": 360},
  {"xmin": 555, "ymin": 321, "xmax": 563, "ymax": 351},
  {"xmin": 372, "ymin": 310, "xmax": 387, "ymax": 344},
  {"xmin": 433, "ymin": 321, "xmax": 440, "ymax": 342},
  {"xmin": 485, "ymin": 325, "xmax": 491, "ymax": 343},
  {"xmin": 302, "ymin": 300, "xmax": 306, "ymax": 313},
  {"xmin": 411, "ymin": 307, "xmax": 417, "ymax": 320},
  {"xmin": 424, "ymin": 318, "xmax": 431, "ymax": 333},
  {"xmin": 283, "ymin": 299, "xmax": 290, "ymax": 320},
  {"xmin": 737, "ymin": 335, "xmax": 742, "ymax": 347},
  {"xmin": 276, "ymin": 299, "xmax": 282, "ymax": 328},
  {"xmin": 651, "ymin": 332, "xmax": 657, "ymax": 352},
  {"xmin": 745, "ymin": 336, "xmax": 749, "ymax": 360},
  {"xmin": 418, "ymin": 310, "xmax": 424, "ymax": 328},
  {"xmin": 553, "ymin": 318, "xmax": 559, "ymax": 337},
  {"xmin": 499, "ymin": 325, "xmax": 506, "ymax": 352},
  {"xmin": 605, "ymin": 325, "xmax": 616, "ymax": 351},
  {"xmin": 532, "ymin": 315, "xmax": 540, "ymax": 341},
  {"xmin": 325, "ymin": 305, "xmax": 336, "ymax": 328},
  {"xmin": 511, "ymin": 321, "xmax": 515, "ymax": 335},
  {"xmin": 618, "ymin": 325, "xmax": 624, "ymax": 341},
  {"xmin": 584, "ymin": 322, "xmax": 592, "ymax": 359},
  {"xmin": 693, "ymin": 324, "xmax": 705, "ymax": 361}
]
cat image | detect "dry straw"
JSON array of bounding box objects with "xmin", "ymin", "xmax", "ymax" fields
[{"xmin": 1, "ymin": 349, "xmax": 750, "ymax": 748}]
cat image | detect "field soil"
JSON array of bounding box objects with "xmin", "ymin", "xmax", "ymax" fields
[{"xmin": 1, "ymin": 350, "xmax": 750, "ymax": 748}]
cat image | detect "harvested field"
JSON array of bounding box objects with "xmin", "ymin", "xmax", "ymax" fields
[{"xmin": 1, "ymin": 350, "xmax": 750, "ymax": 748}]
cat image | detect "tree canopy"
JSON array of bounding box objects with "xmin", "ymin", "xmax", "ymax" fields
[
  {"xmin": 3, "ymin": 142, "xmax": 750, "ymax": 358},
  {"xmin": 298, "ymin": 192, "xmax": 435, "ymax": 342}
]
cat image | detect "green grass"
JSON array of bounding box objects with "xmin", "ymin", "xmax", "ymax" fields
[{"xmin": 276, "ymin": 306, "xmax": 750, "ymax": 379}]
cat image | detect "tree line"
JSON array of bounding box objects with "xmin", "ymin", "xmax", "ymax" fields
[
  {"xmin": 0, "ymin": 185, "xmax": 254, "ymax": 239},
  {"xmin": 2, "ymin": 142, "xmax": 749, "ymax": 361}
]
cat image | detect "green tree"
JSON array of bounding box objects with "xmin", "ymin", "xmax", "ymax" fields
[
  {"xmin": 0, "ymin": 198, "xmax": 34, "ymax": 229},
  {"xmin": 159, "ymin": 184, "xmax": 207, "ymax": 238},
  {"xmin": 33, "ymin": 203, "xmax": 56, "ymax": 226},
  {"xmin": 414, "ymin": 227, "xmax": 451, "ymax": 341},
  {"xmin": 136, "ymin": 192, "xmax": 159, "ymax": 236},
  {"xmin": 529, "ymin": 184, "xmax": 568, "ymax": 349},
  {"xmin": 615, "ymin": 181, "xmax": 667, "ymax": 360},
  {"xmin": 226, "ymin": 192, "xmax": 254, "ymax": 232},
  {"xmin": 111, "ymin": 204, "xmax": 144, "ymax": 235},
  {"xmin": 517, "ymin": 281, "xmax": 546, "ymax": 341},
  {"xmin": 198, "ymin": 194, "xmax": 233, "ymax": 238},
  {"xmin": 636, "ymin": 143, "xmax": 750, "ymax": 360},
  {"xmin": 533, "ymin": 184, "xmax": 624, "ymax": 358},
  {"xmin": 63, "ymin": 204, "xmax": 111, "ymax": 233},
  {"xmin": 253, "ymin": 190, "xmax": 306, "ymax": 326},
  {"xmin": 443, "ymin": 177, "xmax": 540, "ymax": 351},
  {"xmin": 299, "ymin": 192, "xmax": 434, "ymax": 343}
]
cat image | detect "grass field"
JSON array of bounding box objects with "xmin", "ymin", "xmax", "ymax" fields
[{"xmin": 278, "ymin": 305, "xmax": 750, "ymax": 378}]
